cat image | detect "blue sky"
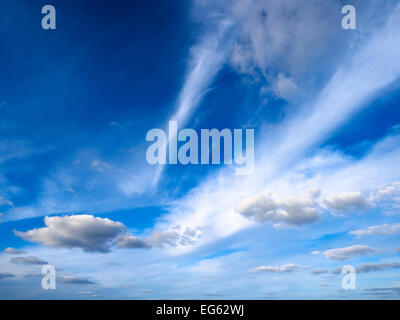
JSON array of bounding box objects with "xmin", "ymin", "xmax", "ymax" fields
[{"xmin": 1, "ymin": 0, "xmax": 400, "ymax": 299}]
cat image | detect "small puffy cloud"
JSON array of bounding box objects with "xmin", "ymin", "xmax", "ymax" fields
[
  {"xmin": 323, "ymin": 192, "xmax": 368, "ymax": 212},
  {"xmin": 313, "ymin": 245, "xmax": 380, "ymax": 260},
  {"xmin": 371, "ymin": 183, "xmax": 400, "ymax": 214},
  {"xmin": 356, "ymin": 262, "xmax": 400, "ymax": 273},
  {"xmin": 374, "ymin": 182, "xmax": 400, "ymax": 201},
  {"xmin": 9, "ymin": 256, "xmax": 48, "ymax": 265},
  {"xmin": 271, "ymin": 73, "xmax": 298, "ymax": 100},
  {"xmin": 3, "ymin": 247, "xmax": 26, "ymax": 255},
  {"xmin": 236, "ymin": 190, "xmax": 320, "ymax": 226},
  {"xmin": 58, "ymin": 275, "xmax": 95, "ymax": 285},
  {"xmin": 15, "ymin": 215, "xmax": 126, "ymax": 253},
  {"xmin": 350, "ymin": 223, "xmax": 400, "ymax": 238},
  {"xmin": 0, "ymin": 272, "xmax": 14, "ymax": 280},
  {"xmin": 251, "ymin": 263, "xmax": 309, "ymax": 273}
]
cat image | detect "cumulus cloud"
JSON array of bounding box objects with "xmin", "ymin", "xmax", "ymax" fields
[
  {"xmin": 3, "ymin": 247, "xmax": 26, "ymax": 255},
  {"xmin": 323, "ymin": 192, "xmax": 368, "ymax": 212},
  {"xmin": 313, "ymin": 245, "xmax": 381, "ymax": 260},
  {"xmin": 251, "ymin": 263, "xmax": 309, "ymax": 273},
  {"xmin": 14, "ymin": 215, "xmax": 126, "ymax": 253},
  {"xmin": 236, "ymin": 189, "xmax": 320, "ymax": 226},
  {"xmin": 350, "ymin": 223, "xmax": 400, "ymax": 238},
  {"xmin": 15, "ymin": 215, "xmax": 198, "ymax": 253},
  {"xmin": 9, "ymin": 256, "xmax": 48, "ymax": 265}
]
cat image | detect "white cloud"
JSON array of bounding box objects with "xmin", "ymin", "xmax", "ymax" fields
[
  {"xmin": 313, "ymin": 245, "xmax": 381, "ymax": 261},
  {"xmin": 14, "ymin": 215, "xmax": 199, "ymax": 253},
  {"xmin": 350, "ymin": 223, "xmax": 400, "ymax": 238},
  {"xmin": 271, "ymin": 73, "xmax": 298, "ymax": 100},
  {"xmin": 323, "ymin": 192, "xmax": 368, "ymax": 212},
  {"xmin": 228, "ymin": 0, "xmax": 342, "ymax": 76},
  {"xmin": 3, "ymin": 247, "xmax": 26, "ymax": 255},
  {"xmin": 236, "ymin": 189, "xmax": 320, "ymax": 226},
  {"xmin": 152, "ymin": 16, "xmax": 233, "ymax": 186},
  {"xmin": 14, "ymin": 215, "xmax": 126, "ymax": 253},
  {"xmin": 373, "ymin": 182, "xmax": 400, "ymax": 202},
  {"xmin": 251, "ymin": 263, "xmax": 309, "ymax": 273},
  {"xmin": 116, "ymin": 228, "xmax": 199, "ymax": 249}
]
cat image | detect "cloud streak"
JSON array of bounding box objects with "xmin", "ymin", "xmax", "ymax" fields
[
  {"xmin": 350, "ymin": 223, "xmax": 400, "ymax": 238},
  {"xmin": 312, "ymin": 245, "xmax": 381, "ymax": 261},
  {"xmin": 9, "ymin": 256, "xmax": 48, "ymax": 265},
  {"xmin": 251, "ymin": 263, "xmax": 309, "ymax": 273}
]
